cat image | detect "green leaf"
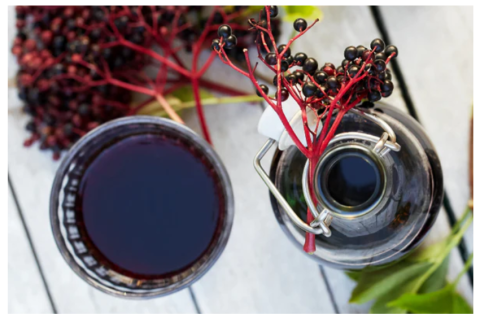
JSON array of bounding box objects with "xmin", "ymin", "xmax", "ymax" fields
[
  {"xmin": 170, "ymin": 85, "xmax": 215, "ymax": 103},
  {"xmin": 370, "ymin": 278, "xmax": 421, "ymax": 314},
  {"xmin": 409, "ymin": 239, "xmax": 449, "ymax": 263},
  {"xmin": 388, "ymin": 286, "xmax": 472, "ymax": 314},
  {"xmin": 452, "ymin": 292, "xmax": 474, "ymax": 314},
  {"xmin": 283, "ymin": 6, "xmax": 323, "ymax": 23},
  {"xmin": 345, "ymin": 271, "xmax": 361, "ymax": 282},
  {"xmin": 349, "ymin": 261, "xmax": 432, "ymax": 305},
  {"xmin": 418, "ymin": 255, "xmax": 449, "ymax": 294}
]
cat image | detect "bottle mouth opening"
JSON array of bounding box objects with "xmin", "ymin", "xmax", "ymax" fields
[{"xmin": 314, "ymin": 144, "xmax": 386, "ymax": 216}]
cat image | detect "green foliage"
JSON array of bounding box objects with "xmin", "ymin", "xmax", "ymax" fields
[
  {"xmin": 389, "ymin": 285, "xmax": 472, "ymax": 314},
  {"xmin": 136, "ymin": 85, "xmax": 263, "ymax": 118},
  {"xmin": 347, "ymin": 206, "xmax": 473, "ymax": 314}
]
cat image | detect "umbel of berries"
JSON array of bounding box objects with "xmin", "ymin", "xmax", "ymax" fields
[
  {"xmin": 14, "ymin": 6, "xmax": 269, "ymax": 159},
  {"xmin": 211, "ymin": 6, "xmax": 399, "ymax": 254}
]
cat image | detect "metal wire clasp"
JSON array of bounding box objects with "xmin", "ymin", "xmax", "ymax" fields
[{"xmin": 253, "ymin": 108, "xmax": 401, "ymax": 237}]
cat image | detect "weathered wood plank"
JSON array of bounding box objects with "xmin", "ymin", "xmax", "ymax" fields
[
  {"xmin": 8, "ymin": 187, "xmax": 53, "ymax": 314},
  {"xmin": 379, "ymin": 5, "xmax": 473, "ymax": 301},
  {"xmin": 379, "ymin": 5, "xmax": 473, "ymax": 250}
]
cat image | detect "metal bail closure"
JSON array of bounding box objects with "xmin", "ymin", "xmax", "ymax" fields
[{"xmin": 254, "ymin": 108, "xmax": 401, "ymax": 237}]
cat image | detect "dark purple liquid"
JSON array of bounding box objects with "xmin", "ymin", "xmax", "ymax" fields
[{"xmin": 75, "ymin": 134, "xmax": 222, "ymax": 278}]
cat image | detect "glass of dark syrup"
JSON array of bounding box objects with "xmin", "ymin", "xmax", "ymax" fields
[{"xmin": 50, "ymin": 116, "xmax": 233, "ymax": 298}]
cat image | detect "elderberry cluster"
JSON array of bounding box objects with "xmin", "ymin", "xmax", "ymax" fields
[
  {"xmin": 13, "ymin": 6, "xmax": 266, "ymax": 159},
  {"xmin": 257, "ymin": 35, "xmax": 398, "ymax": 108}
]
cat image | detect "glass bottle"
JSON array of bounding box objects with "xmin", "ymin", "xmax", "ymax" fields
[{"xmin": 256, "ymin": 102, "xmax": 443, "ymax": 270}]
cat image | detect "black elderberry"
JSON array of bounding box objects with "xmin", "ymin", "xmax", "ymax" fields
[
  {"xmin": 78, "ymin": 103, "xmax": 90, "ymax": 116},
  {"xmin": 355, "ymin": 82, "xmax": 366, "ymax": 92},
  {"xmin": 368, "ymin": 90, "xmax": 382, "ymax": 102},
  {"xmin": 122, "ymin": 47, "xmax": 134, "ymax": 59},
  {"xmin": 102, "ymin": 47, "xmax": 113, "ymax": 59},
  {"xmin": 265, "ymin": 6, "xmax": 278, "ymax": 18},
  {"xmin": 303, "ymin": 57, "xmax": 318, "ymax": 74},
  {"xmin": 43, "ymin": 114, "xmax": 56, "ymax": 126},
  {"xmin": 336, "ymin": 66, "xmax": 345, "ymax": 74},
  {"xmin": 18, "ymin": 87, "xmax": 27, "ymax": 101},
  {"xmin": 366, "ymin": 78, "xmax": 379, "ymax": 90},
  {"xmin": 374, "ymin": 59, "xmax": 386, "ymax": 73},
  {"xmin": 224, "ymin": 35, "xmax": 237, "ymax": 49},
  {"xmin": 90, "ymin": 28, "xmax": 102, "ymax": 41},
  {"xmin": 365, "ymin": 63, "xmax": 374, "ymax": 75},
  {"xmin": 25, "ymin": 121, "xmax": 36, "ymax": 132},
  {"xmin": 326, "ymin": 75, "xmax": 339, "ymax": 89},
  {"xmin": 314, "ymin": 71, "xmax": 328, "ymax": 84},
  {"xmin": 53, "ymin": 63, "xmax": 65, "ymax": 75},
  {"xmin": 316, "ymin": 86, "xmax": 327, "ymax": 99},
  {"xmin": 356, "ymin": 45, "xmax": 367, "ymax": 58},
  {"xmin": 28, "ymin": 88, "xmax": 40, "ymax": 103},
  {"xmin": 360, "ymin": 100, "xmax": 375, "ymax": 108},
  {"xmin": 344, "ymin": 46, "xmax": 357, "ymax": 61},
  {"xmin": 278, "ymin": 44, "xmax": 291, "ymax": 58},
  {"xmin": 113, "ymin": 57, "xmax": 124, "ymax": 68},
  {"xmin": 211, "ymin": 39, "xmax": 221, "ymax": 51},
  {"xmin": 342, "ymin": 59, "xmax": 351, "ymax": 68},
  {"xmin": 385, "ymin": 69, "xmax": 392, "ymax": 80},
  {"xmin": 377, "ymin": 71, "xmax": 386, "ymax": 81},
  {"xmin": 362, "ymin": 49, "xmax": 373, "ymax": 61},
  {"xmin": 294, "ymin": 18, "xmax": 307, "ymax": 32},
  {"xmin": 294, "ymin": 52, "xmax": 307, "ymax": 66},
  {"xmin": 321, "ymin": 63, "xmax": 335, "ymax": 75},
  {"xmin": 53, "ymin": 35, "xmax": 66, "ymax": 50},
  {"xmin": 217, "ymin": 24, "xmax": 232, "ymax": 38},
  {"xmin": 294, "ymin": 70, "xmax": 304, "ymax": 82},
  {"xmin": 276, "ymin": 88, "xmax": 289, "ymax": 101},
  {"xmin": 265, "ymin": 52, "xmax": 277, "ymax": 65},
  {"xmin": 382, "ymin": 90, "xmax": 393, "ymax": 98},
  {"xmin": 286, "ymin": 73, "xmax": 298, "ymax": 84},
  {"xmin": 17, "ymin": 32, "xmax": 27, "ymax": 41},
  {"xmin": 370, "ymin": 38, "xmax": 385, "ymax": 53},
  {"xmin": 129, "ymin": 32, "xmax": 144, "ymax": 45},
  {"xmin": 286, "ymin": 55, "xmax": 294, "ymax": 66},
  {"xmin": 115, "ymin": 16, "xmax": 129, "ymax": 30},
  {"xmin": 385, "ymin": 45, "xmax": 399, "ymax": 58},
  {"xmin": 280, "ymin": 60, "xmax": 289, "ymax": 72},
  {"xmin": 381, "ymin": 80, "xmax": 394, "ymax": 92},
  {"xmin": 64, "ymin": 123, "xmax": 74, "ymax": 136},
  {"xmin": 375, "ymin": 52, "xmax": 387, "ymax": 62},
  {"xmin": 348, "ymin": 64, "xmax": 360, "ymax": 77},
  {"xmin": 302, "ymin": 82, "xmax": 317, "ymax": 97},
  {"xmin": 66, "ymin": 18, "xmax": 77, "ymax": 30},
  {"xmin": 337, "ymin": 75, "xmax": 345, "ymax": 83},
  {"xmin": 256, "ymin": 84, "xmax": 269, "ymax": 97}
]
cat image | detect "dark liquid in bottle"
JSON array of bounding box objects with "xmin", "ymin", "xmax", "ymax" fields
[
  {"xmin": 323, "ymin": 152, "xmax": 381, "ymax": 209},
  {"xmin": 72, "ymin": 134, "xmax": 223, "ymax": 279}
]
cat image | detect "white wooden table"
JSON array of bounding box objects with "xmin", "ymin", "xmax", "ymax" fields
[{"xmin": 8, "ymin": 6, "xmax": 473, "ymax": 313}]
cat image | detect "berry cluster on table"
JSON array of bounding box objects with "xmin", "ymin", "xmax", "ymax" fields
[{"xmin": 12, "ymin": 6, "xmax": 266, "ymax": 159}]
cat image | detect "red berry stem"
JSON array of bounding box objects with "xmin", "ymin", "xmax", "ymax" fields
[
  {"xmin": 15, "ymin": 6, "xmax": 268, "ymax": 157},
  {"xmin": 213, "ymin": 6, "xmax": 398, "ymax": 253}
]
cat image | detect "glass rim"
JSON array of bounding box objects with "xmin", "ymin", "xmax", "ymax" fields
[{"xmin": 49, "ymin": 116, "xmax": 234, "ymax": 299}]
